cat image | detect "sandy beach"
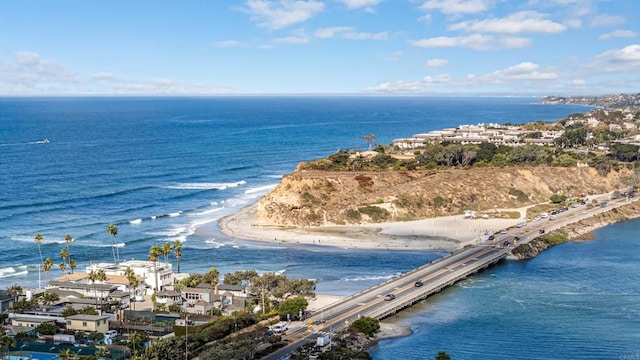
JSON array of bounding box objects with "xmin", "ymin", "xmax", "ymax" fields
[{"xmin": 219, "ymin": 202, "xmax": 527, "ymax": 251}]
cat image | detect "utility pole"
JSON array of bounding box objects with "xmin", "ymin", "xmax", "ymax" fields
[{"xmin": 185, "ymin": 315, "xmax": 189, "ymax": 360}]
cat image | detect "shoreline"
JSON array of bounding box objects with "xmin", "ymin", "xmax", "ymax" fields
[{"xmin": 218, "ymin": 202, "xmax": 527, "ymax": 251}]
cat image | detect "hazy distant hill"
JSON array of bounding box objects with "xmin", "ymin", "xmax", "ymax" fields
[{"xmin": 540, "ymin": 93, "xmax": 640, "ymax": 108}]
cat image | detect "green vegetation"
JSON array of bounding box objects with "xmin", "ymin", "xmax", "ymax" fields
[
  {"xmin": 358, "ymin": 206, "xmax": 390, "ymax": 221},
  {"xmin": 350, "ymin": 317, "xmax": 380, "ymax": 337}
]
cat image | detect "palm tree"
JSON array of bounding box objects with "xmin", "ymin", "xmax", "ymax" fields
[
  {"xmin": 59, "ymin": 348, "xmax": 76, "ymax": 360},
  {"xmin": 161, "ymin": 242, "xmax": 172, "ymax": 264},
  {"xmin": 35, "ymin": 233, "xmax": 44, "ymax": 287},
  {"xmin": 107, "ymin": 224, "xmax": 120, "ymax": 265},
  {"xmin": 7, "ymin": 284, "xmax": 23, "ymax": 297},
  {"xmin": 40, "ymin": 292, "xmax": 60, "ymax": 311},
  {"xmin": 64, "ymin": 233, "xmax": 73, "ymax": 265},
  {"xmin": 89, "ymin": 269, "xmax": 107, "ymax": 310},
  {"xmin": 173, "ymin": 239, "xmax": 183, "ymax": 273},
  {"xmin": 69, "ymin": 258, "xmax": 77, "ymax": 274},
  {"xmin": 60, "ymin": 247, "xmax": 69, "ymax": 268},
  {"xmin": 96, "ymin": 347, "xmax": 110, "ymax": 359},
  {"xmin": 43, "ymin": 257, "xmax": 54, "ymax": 284},
  {"xmin": 362, "ymin": 133, "xmax": 376, "ymax": 151},
  {"xmin": 148, "ymin": 245, "xmax": 161, "ymax": 291},
  {"xmin": 0, "ymin": 327, "xmax": 16, "ymax": 358},
  {"xmin": 58, "ymin": 261, "xmax": 67, "ymax": 273}
]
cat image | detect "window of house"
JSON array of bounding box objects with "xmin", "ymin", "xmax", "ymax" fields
[{"xmin": 82, "ymin": 321, "xmax": 87, "ymax": 327}]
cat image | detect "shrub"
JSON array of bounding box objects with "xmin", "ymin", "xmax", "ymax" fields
[
  {"xmin": 508, "ymin": 188, "xmax": 529, "ymax": 202},
  {"xmin": 351, "ymin": 317, "xmax": 380, "ymax": 337},
  {"xmin": 358, "ymin": 206, "xmax": 389, "ymax": 221}
]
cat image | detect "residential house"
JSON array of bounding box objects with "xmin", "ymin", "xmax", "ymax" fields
[
  {"xmin": 65, "ymin": 314, "xmax": 110, "ymax": 333},
  {"xmin": 0, "ymin": 290, "xmax": 16, "ymax": 312}
]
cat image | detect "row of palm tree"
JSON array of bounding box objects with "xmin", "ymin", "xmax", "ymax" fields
[{"xmin": 34, "ymin": 232, "xmax": 76, "ymax": 287}]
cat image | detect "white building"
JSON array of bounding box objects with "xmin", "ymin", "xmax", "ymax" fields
[{"xmin": 86, "ymin": 260, "xmax": 173, "ymax": 294}]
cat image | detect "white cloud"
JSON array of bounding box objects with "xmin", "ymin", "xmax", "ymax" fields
[
  {"xmin": 216, "ymin": 40, "xmax": 242, "ymax": 48},
  {"xmin": 0, "ymin": 52, "xmax": 79, "ymax": 93},
  {"xmin": 273, "ymin": 28, "xmax": 310, "ymax": 43},
  {"xmin": 242, "ymin": 0, "xmax": 324, "ymax": 29},
  {"xmin": 411, "ymin": 34, "xmax": 529, "ymax": 50},
  {"xmin": 417, "ymin": 14, "xmax": 432, "ymax": 23},
  {"xmin": 501, "ymin": 36, "xmax": 531, "ymax": 48},
  {"xmin": 314, "ymin": 26, "xmax": 388, "ymax": 40},
  {"xmin": 411, "ymin": 34, "xmax": 492, "ymax": 50},
  {"xmin": 338, "ymin": 0, "xmax": 380, "ymax": 12},
  {"xmin": 419, "ymin": 0, "xmax": 491, "ymax": 15},
  {"xmin": 590, "ymin": 14, "xmax": 626, "ymax": 27},
  {"xmin": 478, "ymin": 62, "xmax": 558, "ymax": 83},
  {"xmin": 386, "ymin": 51, "xmax": 403, "ymax": 62},
  {"xmin": 0, "ymin": 52, "xmax": 237, "ymax": 95},
  {"xmin": 425, "ymin": 58, "xmax": 448, "ymax": 69},
  {"xmin": 598, "ymin": 29, "xmax": 638, "ymax": 40},
  {"xmin": 449, "ymin": 11, "xmax": 567, "ymax": 34},
  {"xmin": 563, "ymin": 19, "xmax": 582, "ymax": 29},
  {"xmin": 365, "ymin": 80, "xmax": 424, "ymax": 92},
  {"xmin": 365, "ymin": 61, "xmax": 558, "ymax": 93},
  {"xmin": 590, "ymin": 44, "xmax": 640, "ymax": 72}
]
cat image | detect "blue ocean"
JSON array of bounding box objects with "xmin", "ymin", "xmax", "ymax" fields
[{"xmin": 1, "ymin": 96, "xmax": 637, "ymax": 359}]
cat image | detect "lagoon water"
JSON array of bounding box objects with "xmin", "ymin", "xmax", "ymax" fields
[{"xmin": 1, "ymin": 96, "xmax": 637, "ymax": 358}]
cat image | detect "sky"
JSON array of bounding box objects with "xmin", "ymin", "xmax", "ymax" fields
[{"xmin": 0, "ymin": 0, "xmax": 639, "ymax": 96}]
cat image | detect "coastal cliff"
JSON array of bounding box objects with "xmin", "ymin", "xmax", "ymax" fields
[
  {"xmin": 511, "ymin": 200, "xmax": 640, "ymax": 259},
  {"xmin": 255, "ymin": 166, "xmax": 629, "ymax": 227}
]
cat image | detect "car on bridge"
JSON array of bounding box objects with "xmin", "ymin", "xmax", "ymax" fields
[
  {"xmin": 414, "ymin": 281, "xmax": 424, "ymax": 287},
  {"xmin": 384, "ymin": 294, "xmax": 396, "ymax": 301}
]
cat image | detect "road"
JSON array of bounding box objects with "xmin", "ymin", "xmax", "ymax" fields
[{"xmin": 261, "ymin": 194, "xmax": 638, "ymax": 360}]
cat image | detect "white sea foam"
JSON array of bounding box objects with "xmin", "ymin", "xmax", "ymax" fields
[
  {"xmin": 204, "ymin": 239, "xmax": 225, "ymax": 248},
  {"xmin": 129, "ymin": 218, "xmax": 143, "ymax": 225},
  {"xmin": 0, "ymin": 268, "xmax": 29, "ymax": 279},
  {"xmin": 190, "ymin": 206, "xmax": 224, "ymax": 217},
  {"xmin": 12, "ymin": 235, "xmax": 68, "ymax": 244},
  {"xmin": 244, "ymin": 184, "xmax": 277, "ymax": 194},
  {"xmin": 78, "ymin": 241, "xmax": 126, "ymax": 248},
  {"xmin": 340, "ymin": 273, "xmax": 400, "ymax": 282},
  {"xmin": 165, "ymin": 181, "xmax": 246, "ymax": 190},
  {"xmin": 169, "ymin": 211, "xmax": 182, "ymax": 217}
]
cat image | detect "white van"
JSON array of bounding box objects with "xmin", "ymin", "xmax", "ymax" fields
[{"xmin": 271, "ymin": 321, "xmax": 288, "ymax": 333}]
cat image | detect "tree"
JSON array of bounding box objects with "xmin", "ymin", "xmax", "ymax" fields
[
  {"xmin": 43, "ymin": 257, "xmax": 54, "ymax": 284},
  {"xmin": 435, "ymin": 351, "xmax": 451, "ymax": 360},
  {"xmin": 59, "ymin": 348, "xmax": 77, "ymax": 360},
  {"xmin": 35, "ymin": 233, "xmax": 44, "ymax": 287},
  {"xmin": 64, "ymin": 233, "xmax": 73, "ymax": 267},
  {"xmin": 173, "ymin": 239, "xmax": 183, "ymax": 273},
  {"xmin": 35, "ymin": 322, "xmax": 58, "ymax": 335},
  {"xmin": 202, "ymin": 267, "xmax": 220, "ymax": 287},
  {"xmin": 107, "ymin": 224, "xmax": 120, "ymax": 265},
  {"xmin": 40, "ymin": 292, "xmax": 60, "ymax": 311},
  {"xmin": 0, "ymin": 326, "xmax": 15, "ymax": 357},
  {"xmin": 124, "ymin": 266, "xmax": 139, "ymax": 311},
  {"xmin": 89, "ymin": 269, "xmax": 107, "ymax": 308},
  {"xmin": 161, "ymin": 242, "xmax": 172, "ymax": 264},
  {"xmin": 277, "ymin": 296, "xmax": 308, "ymax": 319},
  {"xmin": 7, "ymin": 283, "xmax": 23, "ymax": 296},
  {"xmin": 351, "ymin": 316, "xmax": 380, "ymax": 337},
  {"xmin": 127, "ymin": 331, "xmax": 148, "ymax": 357},
  {"xmin": 148, "ymin": 245, "xmax": 161, "ymax": 291},
  {"xmin": 362, "ymin": 134, "xmax": 376, "ymax": 151},
  {"xmin": 62, "ymin": 305, "xmax": 78, "ymax": 317},
  {"xmin": 60, "ymin": 247, "xmax": 70, "ymax": 270},
  {"xmin": 69, "ymin": 258, "xmax": 77, "ymax": 274},
  {"xmin": 96, "ymin": 347, "xmax": 110, "ymax": 359},
  {"xmin": 59, "ymin": 261, "xmax": 67, "ymax": 273}
]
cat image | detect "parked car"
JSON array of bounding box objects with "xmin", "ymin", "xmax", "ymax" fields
[
  {"xmin": 384, "ymin": 294, "xmax": 396, "ymax": 301},
  {"xmin": 414, "ymin": 281, "xmax": 424, "ymax": 287}
]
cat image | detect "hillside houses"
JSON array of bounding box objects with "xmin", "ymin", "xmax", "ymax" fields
[{"xmin": 392, "ymin": 124, "xmax": 563, "ymax": 149}]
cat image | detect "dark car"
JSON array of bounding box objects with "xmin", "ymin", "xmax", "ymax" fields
[
  {"xmin": 414, "ymin": 281, "xmax": 424, "ymax": 287},
  {"xmin": 384, "ymin": 294, "xmax": 396, "ymax": 301},
  {"xmin": 539, "ymin": 228, "xmax": 545, "ymax": 234},
  {"xmin": 488, "ymin": 235, "xmax": 495, "ymax": 241}
]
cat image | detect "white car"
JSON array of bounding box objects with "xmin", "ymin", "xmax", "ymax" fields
[{"xmin": 105, "ymin": 330, "xmax": 118, "ymax": 339}]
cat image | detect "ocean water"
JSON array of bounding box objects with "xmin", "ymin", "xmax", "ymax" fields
[
  {"xmin": 369, "ymin": 220, "xmax": 640, "ymax": 360},
  {"xmin": 3, "ymin": 96, "xmax": 635, "ymax": 358}
]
